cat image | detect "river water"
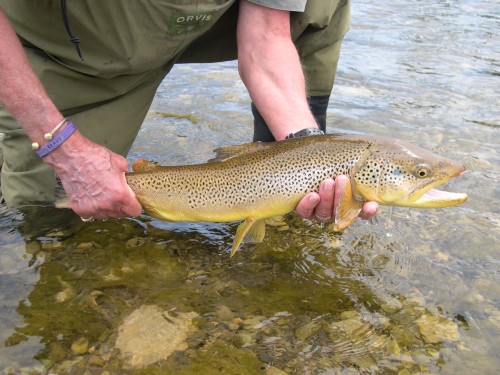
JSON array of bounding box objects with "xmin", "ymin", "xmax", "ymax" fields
[{"xmin": 1, "ymin": 0, "xmax": 499, "ymax": 374}]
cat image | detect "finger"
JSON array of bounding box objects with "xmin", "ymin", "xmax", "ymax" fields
[
  {"xmin": 359, "ymin": 201, "xmax": 379, "ymax": 220},
  {"xmin": 112, "ymin": 185, "xmax": 142, "ymax": 218},
  {"xmin": 118, "ymin": 186, "xmax": 143, "ymax": 217},
  {"xmin": 314, "ymin": 179, "xmax": 335, "ymax": 220},
  {"xmin": 295, "ymin": 192, "xmax": 320, "ymax": 219}
]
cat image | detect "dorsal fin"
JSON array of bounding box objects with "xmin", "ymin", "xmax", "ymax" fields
[
  {"xmin": 210, "ymin": 141, "xmax": 272, "ymax": 162},
  {"xmin": 132, "ymin": 158, "xmax": 158, "ymax": 173}
]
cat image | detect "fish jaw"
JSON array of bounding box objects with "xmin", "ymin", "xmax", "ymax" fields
[{"xmin": 403, "ymin": 188, "xmax": 468, "ymax": 208}]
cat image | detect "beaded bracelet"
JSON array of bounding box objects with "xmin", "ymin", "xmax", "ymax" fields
[{"xmin": 31, "ymin": 120, "xmax": 77, "ymax": 158}]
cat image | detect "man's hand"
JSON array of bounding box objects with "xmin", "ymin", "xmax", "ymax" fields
[
  {"xmin": 296, "ymin": 176, "xmax": 379, "ymax": 225},
  {"xmin": 49, "ymin": 136, "xmax": 142, "ymax": 220}
]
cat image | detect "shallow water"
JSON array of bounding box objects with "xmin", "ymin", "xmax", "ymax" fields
[{"xmin": 1, "ymin": 0, "xmax": 499, "ymax": 374}]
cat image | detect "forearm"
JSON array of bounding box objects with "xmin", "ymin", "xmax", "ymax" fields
[
  {"xmin": 0, "ymin": 8, "xmax": 89, "ymax": 168},
  {"xmin": 0, "ymin": 9, "xmax": 62, "ymax": 138},
  {"xmin": 237, "ymin": 1, "xmax": 318, "ymax": 140}
]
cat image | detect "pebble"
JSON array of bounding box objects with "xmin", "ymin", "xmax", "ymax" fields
[
  {"xmin": 71, "ymin": 337, "xmax": 89, "ymax": 355},
  {"xmin": 385, "ymin": 337, "xmax": 401, "ymax": 356},
  {"xmin": 264, "ymin": 366, "xmax": 288, "ymax": 375},
  {"xmin": 125, "ymin": 237, "xmax": 147, "ymax": 249},
  {"xmin": 435, "ymin": 251, "xmax": 449, "ymax": 261},
  {"xmin": 76, "ymin": 242, "xmax": 94, "ymax": 251},
  {"xmin": 330, "ymin": 318, "xmax": 365, "ymax": 336},
  {"xmin": 216, "ymin": 305, "xmax": 235, "ymax": 321},
  {"xmin": 55, "ymin": 277, "xmax": 77, "ymax": 303},
  {"xmin": 381, "ymin": 298, "xmax": 403, "ymax": 314},
  {"xmin": 41, "ymin": 241, "xmax": 64, "ymax": 251},
  {"xmin": 227, "ymin": 322, "xmax": 240, "ymax": 331},
  {"xmin": 242, "ymin": 316, "xmax": 266, "ymax": 330},
  {"xmin": 233, "ymin": 331, "xmax": 257, "ymax": 347},
  {"xmin": 295, "ymin": 322, "xmax": 320, "ymax": 341},
  {"xmin": 88, "ymin": 354, "xmax": 106, "ymax": 367},
  {"xmin": 340, "ymin": 310, "xmax": 360, "ymax": 320},
  {"xmin": 416, "ymin": 315, "xmax": 460, "ymax": 344},
  {"xmin": 488, "ymin": 315, "xmax": 500, "ymax": 329}
]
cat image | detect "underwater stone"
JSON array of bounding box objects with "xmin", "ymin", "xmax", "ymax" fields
[
  {"xmin": 242, "ymin": 316, "xmax": 266, "ymax": 330},
  {"xmin": 76, "ymin": 242, "xmax": 94, "ymax": 251},
  {"xmin": 125, "ymin": 237, "xmax": 148, "ymax": 249},
  {"xmin": 41, "ymin": 241, "xmax": 64, "ymax": 251},
  {"xmin": 340, "ymin": 310, "xmax": 360, "ymax": 320},
  {"xmin": 88, "ymin": 354, "xmax": 106, "ymax": 367},
  {"xmin": 216, "ymin": 305, "xmax": 235, "ymax": 321},
  {"xmin": 264, "ymin": 365, "xmax": 288, "ymax": 374},
  {"xmin": 416, "ymin": 315, "xmax": 460, "ymax": 344},
  {"xmin": 115, "ymin": 305, "xmax": 198, "ymax": 368},
  {"xmin": 295, "ymin": 322, "xmax": 321, "ymax": 341},
  {"xmin": 233, "ymin": 331, "xmax": 257, "ymax": 347},
  {"xmin": 71, "ymin": 337, "xmax": 89, "ymax": 355},
  {"xmin": 381, "ymin": 299, "xmax": 403, "ymax": 314},
  {"xmin": 227, "ymin": 322, "xmax": 240, "ymax": 331}
]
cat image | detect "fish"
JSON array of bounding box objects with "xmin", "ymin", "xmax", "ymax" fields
[{"xmin": 125, "ymin": 134, "xmax": 467, "ymax": 256}]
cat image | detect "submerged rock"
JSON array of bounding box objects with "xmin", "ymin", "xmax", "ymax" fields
[
  {"xmin": 71, "ymin": 337, "xmax": 89, "ymax": 355},
  {"xmin": 115, "ymin": 305, "xmax": 198, "ymax": 368},
  {"xmin": 416, "ymin": 315, "xmax": 460, "ymax": 344}
]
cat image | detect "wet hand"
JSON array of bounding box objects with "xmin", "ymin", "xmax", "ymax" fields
[
  {"xmin": 295, "ymin": 176, "xmax": 379, "ymax": 226},
  {"xmin": 54, "ymin": 142, "xmax": 142, "ymax": 220}
]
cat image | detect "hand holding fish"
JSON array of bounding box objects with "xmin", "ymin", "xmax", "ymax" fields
[
  {"xmin": 51, "ymin": 135, "xmax": 142, "ymax": 220},
  {"xmin": 296, "ymin": 177, "xmax": 379, "ymax": 223}
]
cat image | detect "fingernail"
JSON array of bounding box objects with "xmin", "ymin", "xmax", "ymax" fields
[{"xmin": 322, "ymin": 181, "xmax": 334, "ymax": 192}]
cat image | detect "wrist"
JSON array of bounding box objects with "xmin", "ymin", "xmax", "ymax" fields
[
  {"xmin": 42, "ymin": 127, "xmax": 91, "ymax": 170},
  {"xmin": 31, "ymin": 119, "xmax": 77, "ymax": 158}
]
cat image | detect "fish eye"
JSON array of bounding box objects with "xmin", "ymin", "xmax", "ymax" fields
[{"xmin": 414, "ymin": 164, "xmax": 432, "ymax": 178}]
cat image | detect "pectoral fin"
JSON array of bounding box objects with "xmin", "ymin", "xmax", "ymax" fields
[
  {"xmin": 230, "ymin": 218, "xmax": 266, "ymax": 257},
  {"xmin": 333, "ymin": 181, "xmax": 364, "ymax": 231}
]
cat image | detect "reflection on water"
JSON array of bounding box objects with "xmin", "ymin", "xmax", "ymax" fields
[{"xmin": 1, "ymin": 0, "xmax": 499, "ymax": 373}]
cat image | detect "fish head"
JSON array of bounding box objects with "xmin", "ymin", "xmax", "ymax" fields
[{"xmin": 352, "ymin": 138, "xmax": 467, "ymax": 208}]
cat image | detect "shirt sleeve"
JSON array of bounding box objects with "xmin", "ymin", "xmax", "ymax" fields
[{"xmin": 246, "ymin": 0, "xmax": 307, "ymax": 12}]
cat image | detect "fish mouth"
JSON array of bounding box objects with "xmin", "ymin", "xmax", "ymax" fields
[
  {"xmin": 409, "ymin": 188, "xmax": 468, "ymax": 208},
  {"xmin": 406, "ymin": 168, "xmax": 467, "ymax": 208},
  {"xmin": 391, "ymin": 166, "xmax": 467, "ymax": 208}
]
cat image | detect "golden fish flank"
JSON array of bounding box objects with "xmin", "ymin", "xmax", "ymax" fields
[{"xmin": 126, "ymin": 134, "xmax": 467, "ymax": 256}]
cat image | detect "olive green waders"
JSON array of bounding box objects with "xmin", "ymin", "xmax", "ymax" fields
[{"xmin": 0, "ymin": 0, "xmax": 350, "ymax": 206}]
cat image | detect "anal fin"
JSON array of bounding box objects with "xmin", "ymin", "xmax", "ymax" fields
[{"xmin": 230, "ymin": 218, "xmax": 266, "ymax": 257}]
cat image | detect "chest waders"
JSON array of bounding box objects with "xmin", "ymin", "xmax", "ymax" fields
[{"xmin": 0, "ymin": 0, "xmax": 349, "ymax": 206}]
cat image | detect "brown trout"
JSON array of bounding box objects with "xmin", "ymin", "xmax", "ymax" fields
[{"xmin": 126, "ymin": 134, "xmax": 467, "ymax": 256}]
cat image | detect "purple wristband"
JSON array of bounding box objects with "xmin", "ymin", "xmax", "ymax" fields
[{"xmin": 35, "ymin": 121, "xmax": 77, "ymax": 158}]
